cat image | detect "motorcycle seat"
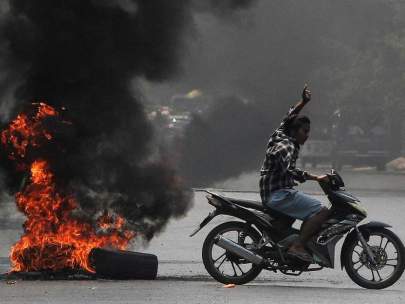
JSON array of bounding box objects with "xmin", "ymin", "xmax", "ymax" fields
[
  {"xmin": 226, "ymin": 197, "xmax": 294, "ymax": 221},
  {"xmin": 226, "ymin": 197, "xmax": 264, "ymax": 210}
]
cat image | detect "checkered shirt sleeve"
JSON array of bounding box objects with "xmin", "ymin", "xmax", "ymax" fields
[{"xmin": 259, "ymin": 105, "xmax": 307, "ymax": 203}]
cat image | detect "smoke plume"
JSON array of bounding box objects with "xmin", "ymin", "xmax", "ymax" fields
[
  {"xmin": 0, "ymin": 0, "xmax": 194, "ymax": 240},
  {"xmin": 180, "ymin": 95, "xmax": 268, "ymax": 186},
  {"xmin": 194, "ymin": 0, "xmax": 257, "ymax": 14},
  {"xmin": 177, "ymin": 0, "xmax": 396, "ymax": 186}
]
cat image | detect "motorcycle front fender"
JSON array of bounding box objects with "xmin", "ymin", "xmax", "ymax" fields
[{"xmin": 340, "ymin": 221, "xmax": 392, "ymax": 269}]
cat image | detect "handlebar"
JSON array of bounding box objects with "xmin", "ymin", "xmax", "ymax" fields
[{"xmin": 318, "ymin": 169, "xmax": 345, "ymax": 193}]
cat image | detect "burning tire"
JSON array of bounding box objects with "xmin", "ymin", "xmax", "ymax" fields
[{"xmin": 90, "ymin": 248, "xmax": 158, "ymax": 280}]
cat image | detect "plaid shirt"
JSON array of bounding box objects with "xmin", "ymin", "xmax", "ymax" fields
[{"xmin": 259, "ymin": 106, "xmax": 306, "ymax": 203}]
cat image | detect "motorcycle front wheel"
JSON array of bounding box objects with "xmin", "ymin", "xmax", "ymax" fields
[
  {"xmin": 342, "ymin": 227, "xmax": 405, "ymax": 289},
  {"xmin": 202, "ymin": 221, "xmax": 262, "ymax": 285}
]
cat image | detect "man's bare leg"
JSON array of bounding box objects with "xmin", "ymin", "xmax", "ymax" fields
[{"xmin": 288, "ymin": 207, "xmax": 331, "ymax": 257}]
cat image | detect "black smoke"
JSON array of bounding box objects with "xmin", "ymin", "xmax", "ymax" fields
[
  {"xmin": 208, "ymin": 0, "xmax": 257, "ymax": 12},
  {"xmin": 191, "ymin": 0, "xmax": 258, "ymax": 23},
  {"xmin": 177, "ymin": 0, "xmax": 396, "ymax": 186},
  {"xmin": 179, "ymin": 95, "xmax": 268, "ymax": 186},
  {"xmin": 0, "ymin": 0, "xmax": 194, "ymax": 240},
  {"xmin": 194, "ymin": 0, "xmax": 257, "ymax": 13}
]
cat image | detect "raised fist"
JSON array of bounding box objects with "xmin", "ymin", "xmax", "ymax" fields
[{"xmin": 302, "ymin": 84, "xmax": 311, "ymax": 103}]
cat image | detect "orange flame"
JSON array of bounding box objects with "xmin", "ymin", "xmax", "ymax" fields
[
  {"xmin": 2, "ymin": 103, "xmax": 135, "ymax": 273},
  {"xmin": 1, "ymin": 103, "xmax": 57, "ymax": 160}
]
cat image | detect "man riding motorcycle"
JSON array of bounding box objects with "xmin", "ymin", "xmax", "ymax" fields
[{"xmin": 259, "ymin": 85, "xmax": 330, "ymax": 262}]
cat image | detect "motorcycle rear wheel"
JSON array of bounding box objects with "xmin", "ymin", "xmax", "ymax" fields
[
  {"xmin": 342, "ymin": 227, "xmax": 405, "ymax": 289},
  {"xmin": 202, "ymin": 221, "xmax": 262, "ymax": 285}
]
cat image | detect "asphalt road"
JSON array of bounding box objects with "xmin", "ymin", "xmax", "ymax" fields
[
  {"xmin": 1, "ymin": 280, "xmax": 404, "ymax": 304},
  {"xmin": 1, "ymin": 169, "xmax": 405, "ymax": 303}
]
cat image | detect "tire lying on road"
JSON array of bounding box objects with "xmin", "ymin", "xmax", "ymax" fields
[{"xmin": 90, "ymin": 248, "xmax": 158, "ymax": 280}]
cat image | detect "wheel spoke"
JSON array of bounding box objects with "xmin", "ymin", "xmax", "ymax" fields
[
  {"xmin": 216, "ymin": 255, "xmax": 227, "ymax": 270},
  {"xmin": 370, "ymin": 269, "xmax": 376, "ymax": 282},
  {"xmin": 379, "ymin": 236, "xmax": 383, "ymax": 248},
  {"xmin": 386, "ymin": 258, "xmax": 398, "ymax": 262},
  {"xmin": 353, "ymin": 250, "xmax": 361, "ymax": 258},
  {"xmin": 354, "ymin": 263, "xmax": 365, "ymax": 272},
  {"xmin": 235, "ymin": 262, "xmax": 246, "ymax": 275},
  {"xmin": 230, "ymin": 261, "xmax": 237, "ymax": 277},
  {"xmin": 375, "ymin": 269, "xmax": 383, "ymax": 282},
  {"xmin": 213, "ymin": 252, "xmax": 226, "ymax": 263},
  {"xmin": 383, "ymin": 239, "xmax": 390, "ymax": 251},
  {"xmin": 385, "ymin": 264, "xmax": 398, "ymax": 267}
]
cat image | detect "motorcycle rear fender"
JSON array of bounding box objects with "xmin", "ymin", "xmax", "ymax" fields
[
  {"xmin": 189, "ymin": 194, "xmax": 272, "ymax": 237},
  {"xmin": 189, "ymin": 209, "xmax": 219, "ymax": 237},
  {"xmin": 340, "ymin": 221, "xmax": 392, "ymax": 269}
]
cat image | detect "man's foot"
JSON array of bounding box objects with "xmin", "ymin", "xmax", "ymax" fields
[{"xmin": 287, "ymin": 243, "xmax": 313, "ymax": 263}]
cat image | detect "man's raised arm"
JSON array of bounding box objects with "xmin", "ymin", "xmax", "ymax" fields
[{"xmin": 291, "ymin": 84, "xmax": 311, "ymax": 115}]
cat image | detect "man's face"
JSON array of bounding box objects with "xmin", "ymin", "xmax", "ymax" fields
[{"xmin": 296, "ymin": 123, "xmax": 310, "ymax": 145}]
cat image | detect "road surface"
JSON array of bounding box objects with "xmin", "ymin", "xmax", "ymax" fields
[{"xmin": 1, "ymin": 169, "xmax": 404, "ymax": 303}]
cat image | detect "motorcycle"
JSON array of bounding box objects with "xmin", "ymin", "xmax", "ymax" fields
[{"xmin": 190, "ymin": 170, "xmax": 405, "ymax": 289}]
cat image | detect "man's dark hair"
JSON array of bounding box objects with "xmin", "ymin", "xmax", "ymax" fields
[{"xmin": 284, "ymin": 114, "xmax": 311, "ymax": 136}]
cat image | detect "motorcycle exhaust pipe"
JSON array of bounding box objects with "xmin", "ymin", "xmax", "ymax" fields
[{"xmin": 214, "ymin": 235, "xmax": 263, "ymax": 265}]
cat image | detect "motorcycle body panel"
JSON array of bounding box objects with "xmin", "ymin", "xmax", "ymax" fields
[
  {"xmin": 307, "ymin": 235, "xmax": 343, "ymax": 268},
  {"xmin": 330, "ymin": 190, "xmax": 360, "ymax": 203}
]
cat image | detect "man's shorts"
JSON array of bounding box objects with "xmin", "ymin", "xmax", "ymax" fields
[{"xmin": 263, "ymin": 189, "xmax": 322, "ymax": 221}]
